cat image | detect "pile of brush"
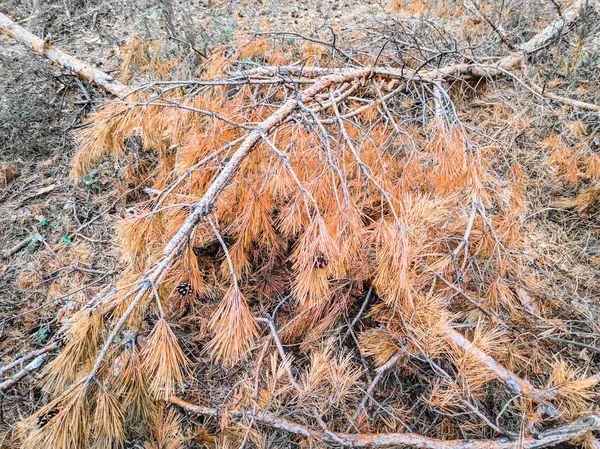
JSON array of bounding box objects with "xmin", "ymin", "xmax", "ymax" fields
[{"xmin": 1, "ymin": 1, "xmax": 599, "ymax": 448}]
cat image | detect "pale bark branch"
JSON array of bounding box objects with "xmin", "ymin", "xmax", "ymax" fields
[
  {"xmin": 0, "ymin": 12, "xmax": 129, "ymax": 96},
  {"xmin": 0, "ymin": 342, "xmax": 60, "ymax": 379},
  {"xmin": 528, "ymin": 81, "xmax": 600, "ymax": 112},
  {"xmin": 347, "ymin": 351, "xmax": 403, "ymax": 431},
  {"xmin": 242, "ymin": 0, "xmax": 594, "ymax": 85},
  {"xmin": 0, "ymin": 353, "xmax": 51, "ymax": 392},
  {"xmin": 170, "ymin": 395, "xmax": 600, "ymax": 449},
  {"xmin": 443, "ymin": 328, "xmax": 600, "ymax": 416},
  {"xmin": 444, "ymin": 328, "xmax": 557, "ymax": 410},
  {"xmin": 1, "ymin": 234, "xmax": 40, "ymax": 259},
  {"xmin": 2, "ymin": 0, "xmax": 594, "ymax": 104}
]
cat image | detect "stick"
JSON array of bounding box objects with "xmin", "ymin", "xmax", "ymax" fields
[
  {"xmin": 445, "ymin": 328, "xmax": 545, "ymax": 398},
  {"xmin": 347, "ymin": 351, "xmax": 403, "ymax": 431},
  {"xmin": 340, "ymin": 287, "xmax": 372, "ymax": 345},
  {"xmin": 0, "ymin": 342, "xmax": 60, "ymax": 378},
  {"xmin": 1, "ymin": 234, "xmax": 39, "ymax": 259},
  {"xmin": 444, "ymin": 327, "xmax": 560, "ymax": 415},
  {"xmin": 170, "ymin": 396, "xmax": 600, "ymax": 449},
  {"xmin": 256, "ymin": 317, "xmax": 303, "ymax": 394},
  {"xmin": 0, "ymin": 354, "xmax": 49, "ymax": 392},
  {"xmin": 528, "ymin": 80, "xmax": 600, "ymax": 112},
  {"xmin": 0, "ymin": 12, "xmax": 129, "ymax": 96}
]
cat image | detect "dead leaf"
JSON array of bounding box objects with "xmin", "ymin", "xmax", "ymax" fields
[
  {"xmin": 578, "ymin": 348, "xmax": 590, "ymax": 361},
  {"xmin": 588, "ymin": 256, "xmax": 600, "ymax": 265},
  {"xmin": 516, "ymin": 288, "xmax": 538, "ymax": 314}
]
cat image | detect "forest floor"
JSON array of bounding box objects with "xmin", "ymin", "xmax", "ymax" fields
[{"xmin": 1, "ymin": 0, "xmax": 599, "ymax": 448}]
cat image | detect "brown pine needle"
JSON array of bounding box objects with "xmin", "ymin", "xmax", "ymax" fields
[
  {"xmin": 207, "ymin": 285, "xmax": 259, "ymax": 365},
  {"xmin": 141, "ymin": 319, "xmax": 190, "ymax": 399}
]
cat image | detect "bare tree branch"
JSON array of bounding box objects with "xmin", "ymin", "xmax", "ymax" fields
[
  {"xmin": 0, "ymin": 12, "xmax": 129, "ymax": 96},
  {"xmin": 170, "ymin": 396, "xmax": 600, "ymax": 449}
]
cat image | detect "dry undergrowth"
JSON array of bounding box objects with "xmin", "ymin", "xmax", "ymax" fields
[{"xmin": 1, "ymin": 1, "xmax": 600, "ymax": 448}]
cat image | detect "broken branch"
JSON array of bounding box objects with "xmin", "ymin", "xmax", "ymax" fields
[
  {"xmin": 0, "ymin": 12, "xmax": 129, "ymax": 96},
  {"xmin": 170, "ymin": 396, "xmax": 600, "ymax": 449}
]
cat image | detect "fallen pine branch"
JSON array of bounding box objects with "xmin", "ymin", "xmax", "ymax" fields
[
  {"xmin": 80, "ymin": 65, "xmax": 375, "ymax": 390},
  {"xmin": 446, "ymin": 327, "xmax": 600, "ymax": 410},
  {"xmin": 2, "ymin": 0, "xmax": 594, "ymax": 102},
  {"xmin": 170, "ymin": 396, "xmax": 600, "ymax": 449},
  {"xmin": 5, "ymin": 1, "xmax": 599, "ymax": 447},
  {"xmin": 0, "ymin": 12, "xmax": 129, "ymax": 96},
  {"xmin": 36, "ymin": 0, "xmax": 597, "ymax": 415}
]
